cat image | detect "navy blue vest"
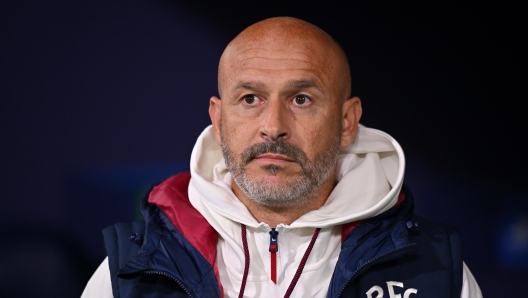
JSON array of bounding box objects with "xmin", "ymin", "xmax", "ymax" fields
[{"xmin": 103, "ymin": 180, "xmax": 463, "ymax": 298}]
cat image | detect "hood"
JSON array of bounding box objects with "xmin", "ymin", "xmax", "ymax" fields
[{"xmin": 188, "ymin": 125, "xmax": 405, "ymax": 229}]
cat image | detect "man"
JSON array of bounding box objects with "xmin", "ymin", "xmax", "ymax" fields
[{"xmin": 82, "ymin": 17, "xmax": 482, "ymax": 297}]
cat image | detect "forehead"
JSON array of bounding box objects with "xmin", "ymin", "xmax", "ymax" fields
[{"xmin": 221, "ymin": 40, "xmax": 335, "ymax": 92}]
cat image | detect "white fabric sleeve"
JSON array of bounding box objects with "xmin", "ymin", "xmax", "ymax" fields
[
  {"xmin": 460, "ymin": 262, "xmax": 482, "ymax": 298},
  {"xmin": 80, "ymin": 257, "xmax": 114, "ymax": 298}
]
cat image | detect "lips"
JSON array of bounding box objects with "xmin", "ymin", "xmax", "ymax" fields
[{"xmin": 254, "ymin": 153, "xmax": 294, "ymax": 162}]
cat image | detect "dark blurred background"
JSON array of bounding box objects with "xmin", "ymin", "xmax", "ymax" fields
[{"xmin": 1, "ymin": 1, "xmax": 526, "ymax": 296}]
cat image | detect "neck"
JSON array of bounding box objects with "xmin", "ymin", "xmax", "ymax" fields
[{"xmin": 232, "ymin": 175, "xmax": 336, "ymax": 228}]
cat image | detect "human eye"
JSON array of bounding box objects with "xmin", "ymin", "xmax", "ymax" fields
[
  {"xmin": 292, "ymin": 94, "xmax": 312, "ymax": 107},
  {"xmin": 241, "ymin": 94, "xmax": 260, "ymax": 106}
]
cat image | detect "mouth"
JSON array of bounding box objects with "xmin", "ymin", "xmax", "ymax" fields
[{"xmin": 253, "ymin": 153, "xmax": 294, "ymax": 163}]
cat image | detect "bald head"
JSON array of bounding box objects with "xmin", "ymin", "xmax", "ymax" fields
[{"xmin": 218, "ymin": 17, "xmax": 351, "ymax": 100}]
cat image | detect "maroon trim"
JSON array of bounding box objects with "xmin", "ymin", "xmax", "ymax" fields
[
  {"xmin": 341, "ymin": 220, "xmax": 364, "ymax": 242},
  {"xmin": 396, "ymin": 190, "xmax": 406, "ymax": 206},
  {"xmin": 147, "ymin": 172, "xmax": 223, "ymax": 296}
]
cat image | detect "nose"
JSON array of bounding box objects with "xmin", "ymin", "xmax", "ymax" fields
[{"xmin": 260, "ymin": 98, "xmax": 290, "ymax": 141}]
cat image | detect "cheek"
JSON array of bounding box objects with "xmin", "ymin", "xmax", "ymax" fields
[
  {"xmin": 221, "ymin": 115, "xmax": 256, "ymax": 154},
  {"xmin": 295, "ymin": 113, "xmax": 340, "ymax": 157}
]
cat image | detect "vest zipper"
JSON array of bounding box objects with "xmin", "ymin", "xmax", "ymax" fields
[
  {"xmin": 269, "ymin": 228, "xmax": 279, "ymax": 284},
  {"xmin": 334, "ymin": 243, "xmax": 416, "ymax": 298},
  {"xmin": 143, "ymin": 270, "xmax": 194, "ymax": 298}
]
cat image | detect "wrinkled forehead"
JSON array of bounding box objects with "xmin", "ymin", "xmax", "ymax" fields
[{"xmin": 219, "ymin": 36, "xmax": 342, "ymax": 91}]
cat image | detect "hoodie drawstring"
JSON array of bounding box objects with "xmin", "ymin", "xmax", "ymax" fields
[
  {"xmin": 239, "ymin": 225, "xmax": 250, "ymax": 298},
  {"xmin": 238, "ymin": 224, "xmax": 321, "ymax": 298}
]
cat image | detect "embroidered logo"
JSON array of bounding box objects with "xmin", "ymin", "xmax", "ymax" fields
[{"xmin": 366, "ymin": 281, "xmax": 418, "ymax": 298}]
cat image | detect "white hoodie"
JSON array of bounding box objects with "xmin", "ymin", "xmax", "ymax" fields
[{"xmin": 81, "ymin": 125, "xmax": 482, "ymax": 298}]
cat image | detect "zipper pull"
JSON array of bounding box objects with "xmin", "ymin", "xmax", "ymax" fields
[
  {"xmin": 269, "ymin": 228, "xmax": 279, "ymax": 252},
  {"xmin": 269, "ymin": 228, "xmax": 279, "ymax": 284}
]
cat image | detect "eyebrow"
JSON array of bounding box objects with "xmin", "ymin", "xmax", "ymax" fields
[
  {"xmin": 285, "ymin": 79, "xmax": 323, "ymax": 93},
  {"xmin": 232, "ymin": 79, "xmax": 324, "ymax": 93},
  {"xmin": 232, "ymin": 81, "xmax": 266, "ymax": 92}
]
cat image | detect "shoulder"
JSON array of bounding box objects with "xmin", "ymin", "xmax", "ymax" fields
[
  {"xmin": 335, "ymin": 210, "xmax": 464, "ymax": 297},
  {"xmin": 408, "ymin": 215, "xmax": 463, "ymax": 271},
  {"xmin": 102, "ymin": 221, "xmax": 146, "ymax": 267}
]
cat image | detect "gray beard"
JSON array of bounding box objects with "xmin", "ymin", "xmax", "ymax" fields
[{"xmin": 221, "ymin": 125, "xmax": 341, "ymax": 209}]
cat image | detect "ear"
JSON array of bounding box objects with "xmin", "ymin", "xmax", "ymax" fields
[
  {"xmin": 209, "ymin": 96, "xmax": 222, "ymax": 145},
  {"xmin": 340, "ymin": 96, "xmax": 362, "ymax": 147}
]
